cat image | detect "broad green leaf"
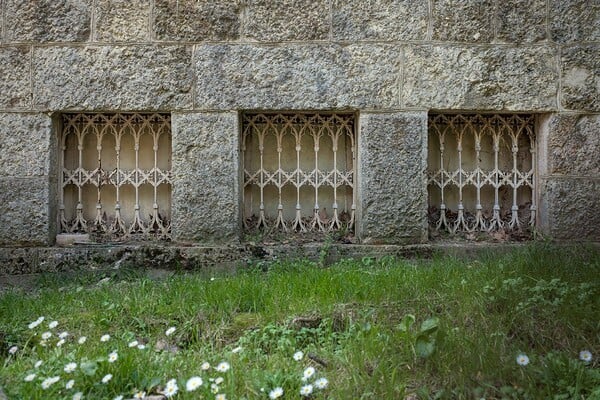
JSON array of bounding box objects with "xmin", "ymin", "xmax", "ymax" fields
[
  {"xmin": 398, "ymin": 314, "xmax": 415, "ymax": 332},
  {"xmin": 80, "ymin": 361, "xmax": 98, "ymax": 376},
  {"xmin": 415, "ymin": 335, "xmax": 436, "ymax": 358},
  {"xmin": 419, "ymin": 317, "xmax": 440, "ymax": 335}
]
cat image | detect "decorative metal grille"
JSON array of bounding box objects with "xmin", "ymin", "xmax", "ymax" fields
[
  {"xmin": 59, "ymin": 113, "xmax": 172, "ymax": 240},
  {"xmin": 428, "ymin": 114, "xmax": 536, "ymax": 233},
  {"xmin": 242, "ymin": 112, "xmax": 356, "ymax": 233}
]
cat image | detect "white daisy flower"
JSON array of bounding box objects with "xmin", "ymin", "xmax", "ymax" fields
[
  {"xmin": 302, "ymin": 366, "xmax": 316, "ymax": 381},
  {"xmin": 232, "ymin": 346, "xmax": 242, "ymax": 353},
  {"xmin": 128, "ymin": 340, "xmax": 139, "ymax": 348},
  {"xmin": 516, "ymin": 354, "xmax": 530, "ymax": 366},
  {"xmin": 137, "ymin": 344, "xmax": 146, "ymax": 350},
  {"xmin": 114, "ymin": 396, "xmax": 124, "ymax": 400},
  {"xmin": 41, "ymin": 332, "xmax": 52, "ymax": 340},
  {"xmin": 24, "ymin": 373, "xmax": 36, "ymax": 382},
  {"xmin": 580, "ymin": 350, "xmax": 593, "ymax": 363},
  {"xmin": 269, "ymin": 387, "xmax": 284, "ymax": 399},
  {"xmin": 66, "ymin": 379, "xmax": 75, "ymax": 389},
  {"xmin": 40, "ymin": 340, "xmax": 48, "ymax": 347},
  {"xmin": 56, "ymin": 339, "xmax": 65, "ymax": 347},
  {"xmin": 41, "ymin": 376, "xmax": 60, "ymax": 389},
  {"xmin": 108, "ymin": 351, "xmax": 118, "ymax": 363},
  {"xmin": 293, "ymin": 351, "xmax": 304, "ymax": 361},
  {"xmin": 8, "ymin": 346, "xmax": 18, "ymax": 355},
  {"xmin": 211, "ymin": 383, "xmax": 219, "ymax": 394},
  {"xmin": 64, "ymin": 362, "xmax": 77, "ymax": 373},
  {"xmin": 300, "ymin": 384, "xmax": 313, "ymax": 396},
  {"xmin": 78, "ymin": 336, "xmax": 87, "ymax": 344},
  {"xmin": 34, "ymin": 360, "xmax": 43, "ymax": 368},
  {"xmin": 165, "ymin": 327, "xmax": 176, "ymax": 336},
  {"xmin": 100, "ymin": 334, "xmax": 110, "ymax": 342},
  {"xmin": 164, "ymin": 380, "xmax": 178, "ymax": 397},
  {"xmin": 59, "ymin": 331, "xmax": 69, "ymax": 339},
  {"xmin": 166, "ymin": 379, "xmax": 178, "ymax": 389},
  {"xmin": 215, "ymin": 377, "xmax": 224, "ymax": 385},
  {"xmin": 49, "ymin": 321, "xmax": 58, "ymax": 329},
  {"xmin": 314, "ymin": 377, "xmax": 328, "ymax": 389},
  {"xmin": 28, "ymin": 317, "xmax": 43, "ymax": 329},
  {"xmin": 186, "ymin": 376, "xmax": 203, "ymax": 391},
  {"xmin": 200, "ymin": 361, "xmax": 210, "ymax": 370},
  {"xmin": 133, "ymin": 391, "xmax": 146, "ymax": 399},
  {"xmin": 216, "ymin": 394, "xmax": 227, "ymax": 400},
  {"xmin": 73, "ymin": 392, "xmax": 83, "ymax": 400},
  {"xmin": 216, "ymin": 361, "xmax": 230, "ymax": 372},
  {"xmin": 102, "ymin": 374, "xmax": 112, "ymax": 384}
]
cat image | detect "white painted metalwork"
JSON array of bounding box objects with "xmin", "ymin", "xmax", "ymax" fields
[
  {"xmin": 242, "ymin": 112, "xmax": 356, "ymax": 233},
  {"xmin": 59, "ymin": 113, "xmax": 172, "ymax": 240},
  {"xmin": 428, "ymin": 114, "xmax": 536, "ymax": 233}
]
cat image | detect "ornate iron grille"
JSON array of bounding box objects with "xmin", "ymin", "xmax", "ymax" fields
[
  {"xmin": 428, "ymin": 114, "xmax": 536, "ymax": 233},
  {"xmin": 59, "ymin": 113, "xmax": 172, "ymax": 240},
  {"xmin": 242, "ymin": 112, "xmax": 356, "ymax": 233}
]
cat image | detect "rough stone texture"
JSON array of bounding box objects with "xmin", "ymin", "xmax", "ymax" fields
[
  {"xmin": 546, "ymin": 114, "xmax": 600, "ymax": 176},
  {"xmin": 0, "ymin": 46, "xmax": 31, "ymax": 109},
  {"xmin": 33, "ymin": 45, "xmax": 193, "ymax": 111},
  {"xmin": 171, "ymin": 113, "xmax": 239, "ymax": 243},
  {"xmin": 402, "ymin": 45, "xmax": 558, "ymax": 110},
  {"xmin": 0, "ymin": 113, "xmax": 52, "ymax": 177},
  {"xmin": 153, "ymin": 0, "xmax": 240, "ymax": 41},
  {"xmin": 332, "ymin": 0, "xmax": 428, "ymax": 41},
  {"xmin": 244, "ymin": 0, "xmax": 329, "ymax": 41},
  {"xmin": 541, "ymin": 178, "xmax": 600, "ymax": 240},
  {"xmin": 496, "ymin": 0, "xmax": 547, "ymax": 42},
  {"xmin": 94, "ymin": 0, "xmax": 151, "ymax": 42},
  {"xmin": 194, "ymin": 44, "xmax": 401, "ymax": 110},
  {"xmin": 358, "ymin": 112, "xmax": 427, "ymax": 244},
  {"xmin": 561, "ymin": 45, "xmax": 600, "ymax": 111},
  {"xmin": 431, "ymin": 0, "xmax": 494, "ymax": 42},
  {"xmin": 550, "ymin": 0, "xmax": 600, "ymax": 43},
  {"xmin": 4, "ymin": 0, "xmax": 91, "ymax": 42},
  {"xmin": 0, "ymin": 177, "xmax": 50, "ymax": 246}
]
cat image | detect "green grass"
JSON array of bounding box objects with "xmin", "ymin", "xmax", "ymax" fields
[{"xmin": 1, "ymin": 243, "xmax": 599, "ymax": 399}]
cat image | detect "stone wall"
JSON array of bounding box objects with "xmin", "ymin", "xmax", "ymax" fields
[{"xmin": 0, "ymin": 0, "xmax": 598, "ymax": 246}]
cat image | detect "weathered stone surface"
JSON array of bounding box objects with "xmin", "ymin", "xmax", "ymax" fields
[
  {"xmin": 546, "ymin": 114, "xmax": 600, "ymax": 176},
  {"xmin": 94, "ymin": 0, "xmax": 151, "ymax": 42},
  {"xmin": 496, "ymin": 0, "xmax": 547, "ymax": 42},
  {"xmin": 171, "ymin": 113, "xmax": 239, "ymax": 243},
  {"xmin": 550, "ymin": 0, "xmax": 600, "ymax": 43},
  {"xmin": 541, "ymin": 178, "xmax": 600, "ymax": 240},
  {"xmin": 0, "ymin": 113, "xmax": 52, "ymax": 177},
  {"xmin": 4, "ymin": 0, "xmax": 91, "ymax": 42},
  {"xmin": 33, "ymin": 45, "xmax": 193, "ymax": 111},
  {"xmin": 244, "ymin": 0, "xmax": 329, "ymax": 41},
  {"xmin": 194, "ymin": 44, "xmax": 401, "ymax": 110},
  {"xmin": 0, "ymin": 46, "xmax": 31, "ymax": 109},
  {"xmin": 431, "ymin": 0, "xmax": 494, "ymax": 42},
  {"xmin": 561, "ymin": 45, "xmax": 600, "ymax": 111},
  {"xmin": 358, "ymin": 112, "xmax": 427, "ymax": 244},
  {"xmin": 153, "ymin": 0, "xmax": 240, "ymax": 41},
  {"xmin": 332, "ymin": 0, "xmax": 427, "ymax": 40},
  {"xmin": 0, "ymin": 177, "xmax": 50, "ymax": 246},
  {"xmin": 402, "ymin": 45, "xmax": 558, "ymax": 110}
]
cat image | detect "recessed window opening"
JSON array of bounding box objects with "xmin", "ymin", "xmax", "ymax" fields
[
  {"xmin": 242, "ymin": 112, "xmax": 356, "ymax": 234},
  {"xmin": 59, "ymin": 113, "xmax": 172, "ymax": 240},
  {"xmin": 428, "ymin": 113, "xmax": 536, "ymax": 233}
]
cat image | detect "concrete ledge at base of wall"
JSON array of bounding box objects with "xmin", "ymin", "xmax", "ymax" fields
[{"xmin": 1, "ymin": 242, "xmax": 598, "ymax": 277}]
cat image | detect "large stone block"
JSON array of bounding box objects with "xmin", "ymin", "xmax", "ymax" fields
[
  {"xmin": 171, "ymin": 112, "xmax": 240, "ymax": 243},
  {"xmin": 332, "ymin": 0, "xmax": 427, "ymax": 41},
  {"xmin": 194, "ymin": 44, "xmax": 401, "ymax": 110},
  {"xmin": 541, "ymin": 178, "xmax": 600, "ymax": 241},
  {"xmin": 0, "ymin": 46, "xmax": 31, "ymax": 109},
  {"xmin": 0, "ymin": 177, "xmax": 51, "ymax": 246},
  {"xmin": 0, "ymin": 113, "xmax": 52, "ymax": 177},
  {"xmin": 4, "ymin": 0, "xmax": 91, "ymax": 42},
  {"xmin": 94, "ymin": 0, "xmax": 151, "ymax": 42},
  {"xmin": 153, "ymin": 0, "xmax": 240, "ymax": 41},
  {"xmin": 431, "ymin": 0, "xmax": 494, "ymax": 42},
  {"xmin": 561, "ymin": 45, "xmax": 600, "ymax": 111},
  {"xmin": 33, "ymin": 45, "xmax": 193, "ymax": 111},
  {"xmin": 244, "ymin": 0, "xmax": 329, "ymax": 41},
  {"xmin": 496, "ymin": 0, "xmax": 547, "ymax": 43},
  {"xmin": 550, "ymin": 0, "xmax": 600, "ymax": 43},
  {"xmin": 358, "ymin": 112, "xmax": 427, "ymax": 244},
  {"xmin": 545, "ymin": 114, "xmax": 600, "ymax": 176},
  {"xmin": 402, "ymin": 45, "xmax": 558, "ymax": 110}
]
